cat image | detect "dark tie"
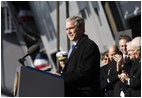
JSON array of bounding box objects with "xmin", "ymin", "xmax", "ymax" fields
[
  {"xmin": 124, "ymin": 56, "xmax": 127, "ymax": 62},
  {"xmin": 67, "ymin": 44, "xmax": 75, "ymax": 58}
]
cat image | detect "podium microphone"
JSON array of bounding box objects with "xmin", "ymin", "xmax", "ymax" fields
[{"xmin": 18, "ymin": 44, "xmax": 40, "ymax": 66}]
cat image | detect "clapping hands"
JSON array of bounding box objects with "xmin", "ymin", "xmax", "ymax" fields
[
  {"xmin": 118, "ymin": 70, "xmax": 130, "ymax": 83},
  {"xmin": 113, "ymin": 54, "xmax": 124, "ymax": 71}
]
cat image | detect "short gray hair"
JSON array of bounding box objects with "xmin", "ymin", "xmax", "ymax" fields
[
  {"xmin": 134, "ymin": 39, "xmax": 141, "ymax": 49},
  {"xmin": 66, "ymin": 16, "xmax": 85, "ymax": 28},
  {"xmin": 132, "ymin": 37, "xmax": 141, "ymax": 50}
]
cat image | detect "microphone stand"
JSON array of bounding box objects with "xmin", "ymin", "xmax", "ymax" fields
[
  {"xmin": 18, "ymin": 54, "xmax": 29, "ymax": 66},
  {"xmin": 18, "ymin": 44, "xmax": 40, "ymax": 66}
]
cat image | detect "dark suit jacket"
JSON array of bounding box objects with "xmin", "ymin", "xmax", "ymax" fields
[
  {"xmin": 108, "ymin": 60, "xmax": 119, "ymax": 84},
  {"xmin": 100, "ymin": 64, "xmax": 114, "ymax": 97},
  {"xmin": 61, "ymin": 34, "xmax": 100, "ymax": 97},
  {"xmin": 106, "ymin": 60, "xmax": 123, "ymax": 97},
  {"xmin": 125, "ymin": 58, "xmax": 141, "ymax": 97},
  {"xmin": 112, "ymin": 58, "xmax": 133, "ymax": 96}
]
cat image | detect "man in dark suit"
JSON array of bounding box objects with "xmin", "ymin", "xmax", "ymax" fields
[
  {"xmin": 60, "ymin": 16, "xmax": 100, "ymax": 97},
  {"xmin": 124, "ymin": 58, "xmax": 141, "ymax": 97},
  {"xmin": 107, "ymin": 35, "xmax": 131, "ymax": 97},
  {"xmin": 119, "ymin": 37, "xmax": 141, "ymax": 97},
  {"xmin": 108, "ymin": 42, "xmax": 134, "ymax": 97},
  {"xmin": 100, "ymin": 45, "xmax": 119, "ymax": 97},
  {"xmin": 119, "ymin": 35, "xmax": 131, "ymax": 61},
  {"xmin": 100, "ymin": 64, "xmax": 114, "ymax": 96},
  {"xmin": 109, "ymin": 56, "xmax": 133, "ymax": 97}
]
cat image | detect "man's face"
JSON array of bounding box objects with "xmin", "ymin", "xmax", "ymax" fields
[
  {"xmin": 127, "ymin": 45, "xmax": 135, "ymax": 60},
  {"xmin": 133, "ymin": 47, "xmax": 141, "ymax": 59},
  {"xmin": 108, "ymin": 49, "xmax": 117, "ymax": 61},
  {"xmin": 119, "ymin": 39, "xmax": 128, "ymax": 55},
  {"xmin": 66, "ymin": 20, "xmax": 83, "ymax": 41}
]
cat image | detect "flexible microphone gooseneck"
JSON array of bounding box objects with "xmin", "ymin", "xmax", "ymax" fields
[{"xmin": 18, "ymin": 44, "xmax": 40, "ymax": 66}]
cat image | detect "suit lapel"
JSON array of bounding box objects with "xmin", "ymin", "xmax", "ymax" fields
[
  {"xmin": 130, "ymin": 59, "xmax": 140, "ymax": 76},
  {"xmin": 68, "ymin": 45, "xmax": 78, "ymax": 61},
  {"xmin": 66, "ymin": 34, "xmax": 88, "ymax": 65}
]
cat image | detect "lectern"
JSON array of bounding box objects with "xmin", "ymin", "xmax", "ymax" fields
[{"xmin": 13, "ymin": 66, "xmax": 64, "ymax": 97}]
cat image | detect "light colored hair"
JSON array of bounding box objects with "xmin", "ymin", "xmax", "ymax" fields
[
  {"xmin": 126, "ymin": 41, "xmax": 131, "ymax": 47},
  {"xmin": 132, "ymin": 37, "xmax": 141, "ymax": 50},
  {"xmin": 66, "ymin": 16, "xmax": 85, "ymax": 29}
]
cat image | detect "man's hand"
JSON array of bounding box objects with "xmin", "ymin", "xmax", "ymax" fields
[
  {"xmin": 118, "ymin": 70, "xmax": 129, "ymax": 83},
  {"xmin": 113, "ymin": 54, "xmax": 124, "ymax": 71},
  {"xmin": 119, "ymin": 73, "xmax": 126, "ymax": 83},
  {"xmin": 52, "ymin": 72, "xmax": 61, "ymax": 76}
]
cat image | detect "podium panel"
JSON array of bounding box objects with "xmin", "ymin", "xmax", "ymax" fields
[{"xmin": 14, "ymin": 66, "xmax": 64, "ymax": 97}]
